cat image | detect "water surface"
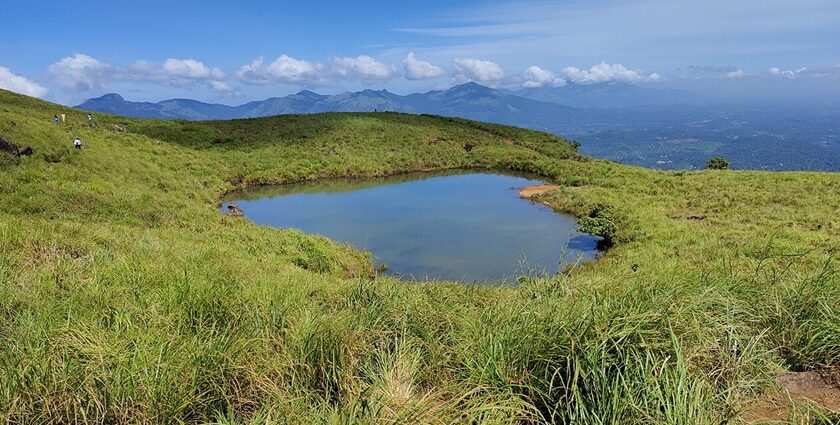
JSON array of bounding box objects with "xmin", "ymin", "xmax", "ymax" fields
[{"xmin": 223, "ymin": 172, "xmax": 600, "ymax": 283}]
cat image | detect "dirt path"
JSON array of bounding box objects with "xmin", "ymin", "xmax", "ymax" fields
[{"xmin": 743, "ymin": 368, "xmax": 840, "ymax": 422}]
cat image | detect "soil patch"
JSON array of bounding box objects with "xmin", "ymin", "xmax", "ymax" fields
[
  {"xmin": 519, "ymin": 184, "xmax": 561, "ymax": 198},
  {"xmin": 743, "ymin": 367, "xmax": 840, "ymax": 422}
]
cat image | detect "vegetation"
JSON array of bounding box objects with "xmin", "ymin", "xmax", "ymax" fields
[
  {"xmin": 706, "ymin": 156, "xmax": 731, "ymax": 170},
  {"xmin": 0, "ymin": 88, "xmax": 838, "ymax": 423}
]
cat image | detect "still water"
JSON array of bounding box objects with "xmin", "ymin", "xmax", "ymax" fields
[{"xmin": 222, "ymin": 172, "xmax": 600, "ymax": 283}]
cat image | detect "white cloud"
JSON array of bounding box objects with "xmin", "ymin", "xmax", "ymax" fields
[
  {"xmin": 48, "ymin": 53, "xmax": 112, "ymax": 92},
  {"xmin": 521, "ymin": 65, "xmax": 566, "ymax": 87},
  {"xmin": 329, "ymin": 55, "xmax": 394, "ymax": 80},
  {"xmin": 402, "ymin": 52, "xmax": 446, "ymax": 80},
  {"xmin": 646, "ymin": 72, "xmax": 664, "ymax": 82},
  {"xmin": 560, "ymin": 62, "xmax": 652, "ymax": 84},
  {"xmin": 0, "ymin": 66, "xmax": 48, "ymax": 98},
  {"xmin": 726, "ymin": 69, "xmax": 745, "ymax": 78},
  {"xmin": 236, "ymin": 55, "xmax": 324, "ymax": 85},
  {"xmin": 768, "ymin": 66, "xmax": 819, "ymax": 78},
  {"xmin": 235, "ymin": 58, "xmax": 271, "ymax": 84},
  {"xmin": 162, "ymin": 58, "xmax": 224, "ymax": 80},
  {"xmin": 453, "ymin": 57, "xmax": 505, "ymax": 82},
  {"xmin": 209, "ymin": 80, "xmax": 233, "ymax": 93},
  {"xmin": 267, "ymin": 56, "xmax": 323, "ymax": 82}
]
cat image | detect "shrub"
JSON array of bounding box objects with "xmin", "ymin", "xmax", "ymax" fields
[
  {"xmin": 706, "ymin": 156, "xmax": 730, "ymax": 170},
  {"xmin": 577, "ymin": 203, "xmax": 618, "ymax": 249}
]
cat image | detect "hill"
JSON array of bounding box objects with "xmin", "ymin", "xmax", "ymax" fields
[{"xmin": 2, "ymin": 89, "xmax": 839, "ymax": 423}]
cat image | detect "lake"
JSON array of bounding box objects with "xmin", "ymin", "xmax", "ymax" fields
[{"xmin": 222, "ymin": 171, "xmax": 601, "ymax": 283}]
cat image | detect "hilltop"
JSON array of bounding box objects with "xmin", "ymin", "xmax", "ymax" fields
[{"xmin": 2, "ymin": 88, "xmax": 839, "ymax": 423}]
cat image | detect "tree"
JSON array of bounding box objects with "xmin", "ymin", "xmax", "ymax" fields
[{"xmin": 706, "ymin": 156, "xmax": 730, "ymax": 170}]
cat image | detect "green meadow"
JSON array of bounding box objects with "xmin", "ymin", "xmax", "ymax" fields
[{"xmin": 1, "ymin": 88, "xmax": 838, "ymax": 423}]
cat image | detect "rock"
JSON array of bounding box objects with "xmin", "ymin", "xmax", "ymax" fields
[
  {"xmin": 17, "ymin": 145, "xmax": 32, "ymax": 156},
  {"xmin": 0, "ymin": 135, "xmax": 18, "ymax": 155},
  {"xmin": 226, "ymin": 203, "xmax": 244, "ymax": 217}
]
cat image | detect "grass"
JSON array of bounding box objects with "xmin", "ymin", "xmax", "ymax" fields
[{"xmin": 0, "ymin": 88, "xmax": 838, "ymax": 423}]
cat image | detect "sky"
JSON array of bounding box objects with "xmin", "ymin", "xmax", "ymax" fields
[{"xmin": 1, "ymin": 0, "xmax": 839, "ymax": 105}]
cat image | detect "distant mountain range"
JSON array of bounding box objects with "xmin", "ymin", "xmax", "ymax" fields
[
  {"xmin": 77, "ymin": 83, "xmax": 596, "ymax": 131},
  {"xmin": 76, "ymin": 83, "xmax": 840, "ymax": 171}
]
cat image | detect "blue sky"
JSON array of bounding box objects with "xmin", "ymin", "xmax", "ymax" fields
[{"xmin": 1, "ymin": 0, "xmax": 839, "ymax": 104}]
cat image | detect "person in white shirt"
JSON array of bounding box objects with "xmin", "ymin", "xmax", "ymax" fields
[{"xmin": 74, "ymin": 138, "xmax": 82, "ymax": 149}]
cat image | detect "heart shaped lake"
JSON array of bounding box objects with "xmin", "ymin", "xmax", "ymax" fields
[{"xmin": 221, "ymin": 171, "xmax": 601, "ymax": 283}]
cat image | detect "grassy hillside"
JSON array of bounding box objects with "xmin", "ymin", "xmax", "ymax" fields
[{"xmin": 1, "ymin": 88, "xmax": 838, "ymax": 424}]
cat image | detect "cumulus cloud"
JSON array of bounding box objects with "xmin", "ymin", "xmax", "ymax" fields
[
  {"xmin": 560, "ymin": 62, "xmax": 654, "ymax": 84},
  {"xmin": 236, "ymin": 55, "xmax": 324, "ymax": 85},
  {"xmin": 521, "ymin": 65, "xmax": 566, "ymax": 87},
  {"xmin": 453, "ymin": 58, "xmax": 505, "ymax": 82},
  {"xmin": 0, "ymin": 66, "xmax": 48, "ymax": 98},
  {"xmin": 402, "ymin": 52, "xmax": 446, "ymax": 80},
  {"xmin": 162, "ymin": 58, "xmax": 224, "ymax": 80},
  {"xmin": 329, "ymin": 55, "xmax": 394, "ymax": 80},
  {"xmin": 48, "ymin": 53, "xmax": 113, "ymax": 92}
]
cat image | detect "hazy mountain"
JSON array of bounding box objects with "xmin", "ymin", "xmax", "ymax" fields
[
  {"xmin": 76, "ymin": 83, "xmax": 590, "ymax": 131},
  {"xmin": 511, "ymin": 82, "xmax": 700, "ymax": 108},
  {"xmin": 77, "ymin": 93, "xmax": 239, "ymax": 120},
  {"xmin": 76, "ymin": 84, "xmax": 840, "ymax": 171}
]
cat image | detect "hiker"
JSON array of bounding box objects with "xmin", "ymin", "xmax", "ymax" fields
[
  {"xmin": 53, "ymin": 114, "xmax": 59, "ymax": 123},
  {"xmin": 73, "ymin": 137, "xmax": 82, "ymax": 149},
  {"xmin": 60, "ymin": 113, "xmax": 65, "ymax": 122},
  {"xmin": 87, "ymin": 114, "xmax": 93, "ymax": 126}
]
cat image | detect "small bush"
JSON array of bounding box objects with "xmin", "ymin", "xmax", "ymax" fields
[
  {"xmin": 577, "ymin": 203, "xmax": 618, "ymax": 248},
  {"xmin": 706, "ymin": 156, "xmax": 730, "ymax": 170}
]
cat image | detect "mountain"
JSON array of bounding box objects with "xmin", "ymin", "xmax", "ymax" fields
[
  {"xmin": 77, "ymin": 93, "xmax": 240, "ymax": 120},
  {"xmin": 511, "ymin": 82, "xmax": 700, "ymax": 108},
  {"xmin": 76, "ymin": 83, "xmax": 591, "ymax": 132}
]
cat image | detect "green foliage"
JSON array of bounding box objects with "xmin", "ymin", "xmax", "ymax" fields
[
  {"xmin": 0, "ymin": 88, "xmax": 838, "ymax": 423},
  {"xmin": 577, "ymin": 203, "xmax": 619, "ymax": 248},
  {"xmin": 706, "ymin": 156, "xmax": 730, "ymax": 170}
]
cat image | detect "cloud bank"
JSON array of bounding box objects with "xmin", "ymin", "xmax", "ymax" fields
[
  {"xmin": 22, "ymin": 50, "xmax": 839, "ymax": 103},
  {"xmin": 47, "ymin": 54, "xmax": 233, "ymax": 96},
  {"xmin": 0, "ymin": 66, "xmax": 48, "ymax": 98},
  {"xmin": 560, "ymin": 62, "xmax": 659, "ymax": 84},
  {"xmin": 521, "ymin": 65, "xmax": 566, "ymax": 87}
]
